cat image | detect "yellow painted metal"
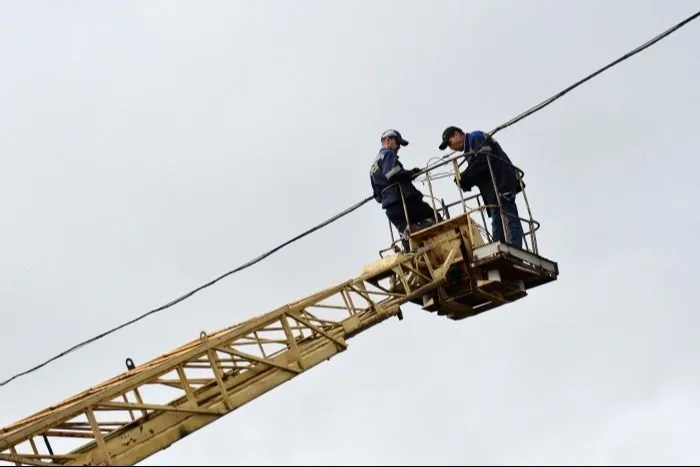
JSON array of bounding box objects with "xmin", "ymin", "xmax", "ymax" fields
[
  {"xmin": 0, "ymin": 147, "xmax": 561, "ymax": 466},
  {"xmin": 0, "ymin": 243, "xmax": 458, "ymax": 466}
]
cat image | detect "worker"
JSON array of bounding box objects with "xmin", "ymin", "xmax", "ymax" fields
[
  {"xmin": 371, "ymin": 129, "xmax": 440, "ymax": 250},
  {"xmin": 438, "ymin": 126, "xmax": 524, "ymax": 248}
]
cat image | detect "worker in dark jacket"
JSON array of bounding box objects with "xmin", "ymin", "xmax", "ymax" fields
[
  {"xmin": 438, "ymin": 126, "xmax": 524, "ymax": 248},
  {"xmin": 371, "ymin": 129, "xmax": 439, "ymax": 248}
]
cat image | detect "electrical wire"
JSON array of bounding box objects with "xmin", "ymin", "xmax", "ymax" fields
[
  {"xmin": 415, "ymin": 7, "xmax": 700, "ymax": 176},
  {"xmin": 0, "ymin": 195, "xmax": 374, "ymax": 389},
  {"xmin": 488, "ymin": 8, "xmax": 700, "ymax": 137},
  {"xmin": 1, "ymin": 7, "xmax": 698, "ymax": 390}
]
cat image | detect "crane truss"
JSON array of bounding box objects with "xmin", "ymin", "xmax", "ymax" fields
[{"xmin": 0, "ymin": 244, "xmax": 456, "ymax": 466}]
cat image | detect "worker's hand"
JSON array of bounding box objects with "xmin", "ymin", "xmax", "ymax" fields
[
  {"xmin": 453, "ymin": 174, "xmax": 469, "ymax": 191},
  {"xmin": 408, "ymin": 167, "xmax": 422, "ymax": 178}
]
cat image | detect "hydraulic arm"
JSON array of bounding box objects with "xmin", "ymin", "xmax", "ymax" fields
[
  {"xmin": 0, "ymin": 151, "xmax": 560, "ymax": 466},
  {"xmin": 0, "ymin": 244, "xmax": 458, "ymax": 466}
]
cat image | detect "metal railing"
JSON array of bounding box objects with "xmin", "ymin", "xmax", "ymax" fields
[{"xmin": 382, "ymin": 144, "xmax": 542, "ymax": 256}]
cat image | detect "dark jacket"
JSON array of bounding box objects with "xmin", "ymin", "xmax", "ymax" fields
[
  {"xmin": 458, "ymin": 131, "xmax": 522, "ymax": 215},
  {"xmin": 370, "ymin": 148, "xmax": 422, "ymax": 208}
]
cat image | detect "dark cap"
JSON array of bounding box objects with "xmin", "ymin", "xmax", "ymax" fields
[
  {"xmin": 381, "ymin": 129, "xmax": 409, "ymax": 146},
  {"xmin": 438, "ymin": 126, "xmax": 463, "ymax": 150}
]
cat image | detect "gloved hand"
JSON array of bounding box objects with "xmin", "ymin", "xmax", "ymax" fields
[
  {"xmin": 453, "ymin": 173, "xmax": 470, "ymax": 191},
  {"xmin": 408, "ymin": 167, "xmax": 422, "ymax": 178}
]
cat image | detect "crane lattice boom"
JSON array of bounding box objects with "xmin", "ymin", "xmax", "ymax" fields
[
  {"xmin": 0, "ymin": 245, "xmax": 457, "ymax": 466},
  {"xmin": 1, "ymin": 151, "xmax": 560, "ymax": 466}
]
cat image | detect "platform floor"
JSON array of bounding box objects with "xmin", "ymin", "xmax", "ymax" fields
[{"xmin": 391, "ymin": 240, "xmax": 559, "ymax": 321}]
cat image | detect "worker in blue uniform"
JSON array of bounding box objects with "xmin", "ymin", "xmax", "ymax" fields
[
  {"xmin": 371, "ymin": 129, "xmax": 440, "ymax": 250},
  {"xmin": 438, "ymin": 126, "xmax": 524, "ymax": 248}
]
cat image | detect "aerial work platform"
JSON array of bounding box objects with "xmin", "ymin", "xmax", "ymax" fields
[
  {"xmin": 363, "ymin": 151, "xmax": 559, "ymax": 321},
  {"xmin": 0, "ymin": 145, "xmax": 559, "ymax": 466}
]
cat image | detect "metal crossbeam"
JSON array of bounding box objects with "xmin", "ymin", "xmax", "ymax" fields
[{"xmin": 0, "ymin": 246, "xmax": 455, "ymax": 466}]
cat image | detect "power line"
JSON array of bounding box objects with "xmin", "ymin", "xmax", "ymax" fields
[
  {"xmin": 0, "ymin": 195, "xmax": 374, "ymax": 389},
  {"xmin": 1, "ymin": 8, "xmax": 698, "ymax": 391},
  {"xmin": 489, "ymin": 8, "xmax": 700, "ymax": 137},
  {"xmin": 417, "ymin": 7, "xmax": 700, "ymax": 176}
]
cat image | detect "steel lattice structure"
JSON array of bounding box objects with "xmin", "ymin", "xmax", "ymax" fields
[
  {"xmin": 0, "ymin": 245, "xmax": 457, "ymax": 466},
  {"xmin": 1, "ymin": 149, "xmax": 560, "ymax": 466}
]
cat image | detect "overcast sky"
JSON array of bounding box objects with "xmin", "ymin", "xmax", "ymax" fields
[{"xmin": 1, "ymin": 1, "xmax": 699, "ymax": 465}]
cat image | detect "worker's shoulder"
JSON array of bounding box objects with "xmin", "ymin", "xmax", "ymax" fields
[
  {"xmin": 468, "ymin": 129, "xmax": 488, "ymax": 140},
  {"xmin": 376, "ymin": 147, "xmax": 397, "ymax": 159}
]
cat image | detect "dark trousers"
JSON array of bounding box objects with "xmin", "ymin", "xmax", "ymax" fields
[
  {"xmin": 488, "ymin": 194, "xmax": 524, "ymax": 248},
  {"xmin": 385, "ymin": 200, "xmax": 440, "ymax": 250}
]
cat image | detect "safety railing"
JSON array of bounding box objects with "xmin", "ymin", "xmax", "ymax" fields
[{"xmin": 382, "ymin": 143, "xmax": 542, "ymax": 257}]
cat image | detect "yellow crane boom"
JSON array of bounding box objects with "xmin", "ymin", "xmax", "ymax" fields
[
  {"xmin": 0, "ymin": 153, "xmax": 559, "ymax": 466},
  {"xmin": 0, "ymin": 245, "xmax": 457, "ymax": 466}
]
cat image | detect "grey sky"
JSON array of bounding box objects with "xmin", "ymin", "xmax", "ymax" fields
[{"xmin": 1, "ymin": 0, "xmax": 699, "ymax": 465}]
